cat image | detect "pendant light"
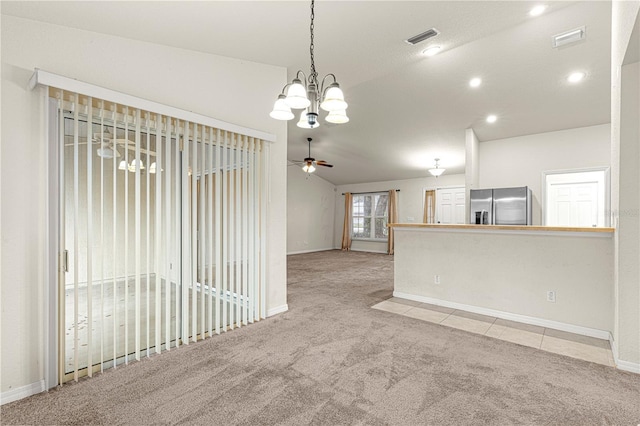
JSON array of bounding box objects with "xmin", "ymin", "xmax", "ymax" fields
[
  {"xmin": 428, "ymin": 158, "xmax": 445, "ymax": 178},
  {"xmin": 270, "ymin": 0, "xmax": 349, "ymax": 127}
]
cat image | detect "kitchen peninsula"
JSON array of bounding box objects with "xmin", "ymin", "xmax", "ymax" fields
[{"xmin": 390, "ymin": 223, "xmax": 615, "ymax": 339}]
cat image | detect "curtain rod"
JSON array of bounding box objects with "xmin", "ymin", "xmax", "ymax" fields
[{"xmin": 342, "ymin": 190, "xmax": 400, "ymax": 195}]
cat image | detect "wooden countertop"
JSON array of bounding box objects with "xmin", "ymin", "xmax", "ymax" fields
[{"xmin": 389, "ymin": 223, "xmax": 615, "ymax": 233}]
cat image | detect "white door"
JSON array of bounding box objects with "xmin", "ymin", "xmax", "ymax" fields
[
  {"xmin": 545, "ymin": 171, "xmax": 606, "ymax": 227},
  {"xmin": 436, "ymin": 187, "xmax": 466, "ymax": 224}
]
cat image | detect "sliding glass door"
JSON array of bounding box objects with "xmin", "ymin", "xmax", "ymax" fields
[{"xmin": 56, "ymin": 89, "xmax": 266, "ymax": 384}]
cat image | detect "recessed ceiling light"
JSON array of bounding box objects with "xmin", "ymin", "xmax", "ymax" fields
[
  {"xmin": 469, "ymin": 77, "xmax": 482, "ymax": 88},
  {"xmin": 422, "ymin": 46, "xmax": 442, "ymax": 57},
  {"xmin": 567, "ymin": 72, "xmax": 586, "ymax": 83},
  {"xmin": 529, "ymin": 5, "xmax": 547, "ymax": 16},
  {"xmin": 486, "ymin": 115, "xmax": 497, "ymax": 123}
]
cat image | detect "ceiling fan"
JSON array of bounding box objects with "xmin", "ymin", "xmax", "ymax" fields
[{"xmin": 290, "ymin": 138, "xmax": 333, "ymax": 174}]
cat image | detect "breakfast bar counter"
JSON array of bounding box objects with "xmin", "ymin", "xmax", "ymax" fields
[{"xmin": 388, "ymin": 223, "xmax": 614, "ymax": 338}]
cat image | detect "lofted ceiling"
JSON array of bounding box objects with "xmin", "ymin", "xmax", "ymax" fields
[{"xmin": 2, "ymin": 1, "xmax": 612, "ymax": 185}]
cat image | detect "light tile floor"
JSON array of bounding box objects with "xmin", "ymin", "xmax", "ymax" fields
[{"xmin": 373, "ymin": 297, "xmax": 615, "ymax": 368}]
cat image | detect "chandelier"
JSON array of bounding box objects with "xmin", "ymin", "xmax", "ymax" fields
[
  {"xmin": 270, "ymin": 0, "xmax": 349, "ymax": 128},
  {"xmin": 428, "ymin": 158, "xmax": 445, "ymax": 178}
]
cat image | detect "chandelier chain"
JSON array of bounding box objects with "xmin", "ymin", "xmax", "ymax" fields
[{"xmin": 309, "ymin": 0, "xmax": 318, "ymax": 86}]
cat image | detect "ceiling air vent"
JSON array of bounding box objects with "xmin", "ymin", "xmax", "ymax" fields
[
  {"xmin": 553, "ymin": 26, "xmax": 586, "ymax": 48},
  {"xmin": 405, "ymin": 28, "xmax": 439, "ymax": 45}
]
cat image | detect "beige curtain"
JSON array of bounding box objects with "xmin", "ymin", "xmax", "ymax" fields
[
  {"xmin": 341, "ymin": 192, "xmax": 353, "ymax": 251},
  {"xmin": 387, "ymin": 190, "xmax": 398, "ymax": 255},
  {"xmin": 423, "ymin": 190, "xmax": 436, "ymax": 223}
]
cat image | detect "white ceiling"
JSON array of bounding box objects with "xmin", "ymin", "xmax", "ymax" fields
[{"xmin": 2, "ymin": 1, "xmax": 612, "ymax": 185}]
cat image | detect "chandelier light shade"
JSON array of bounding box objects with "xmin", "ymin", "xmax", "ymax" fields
[
  {"xmin": 284, "ymin": 79, "xmax": 311, "ymax": 109},
  {"xmin": 269, "ymin": 94, "xmax": 295, "ymax": 120},
  {"xmin": 428, "ymin": 158, "xmax": 445, "ymax": 177},
  {"xmin": 325, "ymin": 109, "xmax": 349, "ymax": 124},
  {"xmin": 270, "ymin": 0, "xmax": 349, "ymax": 128}
]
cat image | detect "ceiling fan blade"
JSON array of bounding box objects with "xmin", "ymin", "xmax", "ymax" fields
[{"xmin": 316, "ymin": 163, "xmax": 334, "ymax": 168}]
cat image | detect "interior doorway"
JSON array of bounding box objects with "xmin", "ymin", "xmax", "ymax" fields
[
  {"xmin": 543, "ymin": 169, "xmax": 609, "ymax": 227},
  {"xmin": 435, "ymin": 187, "xmax": 466, "ymax": 224}
]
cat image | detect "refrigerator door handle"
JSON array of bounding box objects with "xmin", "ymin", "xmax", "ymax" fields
[{"xmin": 491, "ymin": 201, "xmax": 496, "ymax": 225}]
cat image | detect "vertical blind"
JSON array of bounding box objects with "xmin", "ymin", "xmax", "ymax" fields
[{"xmin": 53, "ymin": 87, "xmax": 268, "ymax": 383}]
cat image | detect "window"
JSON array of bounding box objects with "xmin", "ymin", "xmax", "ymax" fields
[{"xmin": 352, "ymin": 193, "xmax": 388, "ymax": 240}]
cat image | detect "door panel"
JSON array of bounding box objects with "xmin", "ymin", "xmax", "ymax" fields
[{"xmin": 437, "ymin": 187, "xmax": 466, "ymax": 224}]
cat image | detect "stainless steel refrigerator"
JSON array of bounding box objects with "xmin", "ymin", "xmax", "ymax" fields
[{"xmin": 469, "ymin": 186, "xmax": 532, "ymax": 225}]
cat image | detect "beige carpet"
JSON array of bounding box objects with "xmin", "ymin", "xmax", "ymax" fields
[{"xmin": 2, "ymin": 250, "xmax": 639, "ymax": 425}]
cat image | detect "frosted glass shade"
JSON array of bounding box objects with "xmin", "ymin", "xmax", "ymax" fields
[
  {"xmin": 297, "ymin": 111, "xmax": 320, "ymax": 129},
  {"xmin": 320, "ymin": 85, "xmax": 347, "ymax": 112},
  {"xmin": 284, "ymin": 79, "xmax": 310, "ymax": 109},
  {"xmin": 128, "ymin": 159, "xmax": 145, "ymax": 172},
  {"xmin": 428, "ymin": 168, "xmax": 445, "ymax": 177},
  {"xmin": 302, "ymin": 163, "xmax": 316, "ymax": 173},
  {"xmin": 97, "ymin": 147, "xmax": 120, "ymax": 159},
  {"xmin": 269, "ymin": 95, "xmax": 294, "ymax": 120},
  {"xmin": 118, "ymin": 160, "xmax": 128, "ymax": 170},
  {"xmin": 325, "ymin": 109, "xmax": 349, "ymax": 124}
]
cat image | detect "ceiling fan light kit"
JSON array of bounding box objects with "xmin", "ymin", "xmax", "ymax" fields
[
  {"xmin": 292, "ymin": 138, "xmax": 334, "ymax": 174},
  {"xmin": 270, "ymin": 0, "xmax": 349, "ymax": 128}
]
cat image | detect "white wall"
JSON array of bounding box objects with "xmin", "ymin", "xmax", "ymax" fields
[
  {"xmin": 287, "ymin": 165, "xmax": 336, "ymax": 254},
  {"xmin": 334, "ymin": 174, "xmax": 465, "ymax": 253},
  {"xmin": 611, "ymin": 2, "xmax": 640, "ymax": 371},
  {"xmin": 0, "ymin": 15, "xmax": 288, "ymax": 395},
  {"xmin": 394, "ymin": 228, "xmax": 614, "ymax": 334},
  {"xmin": 479, "ymin": 124, "xmax": 611, "ymax": 225}
]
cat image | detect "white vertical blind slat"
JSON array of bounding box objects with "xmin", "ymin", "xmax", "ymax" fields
[
  {"xmin": 260, "ymin": 142, "xmax": 267, "ymax": 319},
  {"xmin": 182, "ymin": 123, "xmax": 190, "ymax": 345},
  {"xmin": 247, "ymin": 138, "xmax": 256, "ymax": 323},
  {"xmin": 164, "ymin": 117, "xmax": 173, "ymax": 352},
  {"xmin": 86, "ymin": 97, "xmax": 94, "ymax": 376},
  {"xmin": 235, "ymin": 135, "xmax": 242, "ymax": 328},
  {"xmin": 99, "ymin": 101, "xmax": 105, "ymax": 372},
  {"xmin": 214, "ymin": 129, "xmax": 222, "ymax": 335},
  {"xmin": 57, "ymin": 90, "xmax": 66, "ymax": 382},
  {"xmin": 175, "ymin": 123, "xmax": 181, "ymax": 347},
  {"xmin": 199, "ymin": 126, "xmax": 206, "ymax": 338},
  {"xmin": 145, "ymin": 112, "xmax": 151, "ymax": 358},
  {"xmin": 207, "ymin": 128, "xmax": 214, "ymax": 337},
  {"xmin": 191, "ymin": 123, "xmax": 198, "ymax": 342},
  {"xmin": 72, "ymin": 93, "xmax": 80, "ymax": 382},
  {"xmin": 242, "ymin": 136, "xmax": 249, "ymax": 326},
  {"xmin": 221, "ymin": 131, "xmax": 228, "ymax": 332},
  {"xmin": 228, "ymin": 132, "xmax": 235, "ymax": 330},
  {"xmin": 155, "ymin": 113, "xmax": 163, "ymax": 355},
  {"xmin": 134, "ymin": 108, "xmax": 142, "ymax": 362},
  {"xmin": 124, "ymin": 106, "xmax": 130, "ymax": 364},
  {"xmin": 112, "ymin": 104, "xmax": 119, "ymax": 368}
]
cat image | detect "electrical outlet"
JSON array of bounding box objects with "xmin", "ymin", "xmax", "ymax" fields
[
  {"xmin": 434, "ymin": 275, "xmax": 441, "ymax": 285},
  {"xmin": 547, "ymin": 291, "xmax": 556, "ymax": 303}
]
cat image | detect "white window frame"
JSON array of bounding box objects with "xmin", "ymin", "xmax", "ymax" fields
[{"xmin": 351, "ymin": 192, "xmax": 389, "ymax": 241}]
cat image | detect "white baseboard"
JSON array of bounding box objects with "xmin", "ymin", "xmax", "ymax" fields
[
  {"xmin": 610, "ymin": 341, "xmax": 640, "ymax": 374},
  {"xmin": 287, "ymin": 248, "xmax": 335, "ymax": 255},
  {"xmin": 350, "ymin": 248, "xmax": 389, "ymax": 254},
  {"xmin": 615, "ymin": 358, "xmax": 640, "ymax": 374},
  {"xmin": 267, "ymin": 304, "xmax": 289, "ymax": 317},
  {"xmin": 1, "ymin": 380, "xmax": 45, "ymax": 405},
  {"xmin": 393, "ymin": 291, "xmax": 611, "ymax": 341}
]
